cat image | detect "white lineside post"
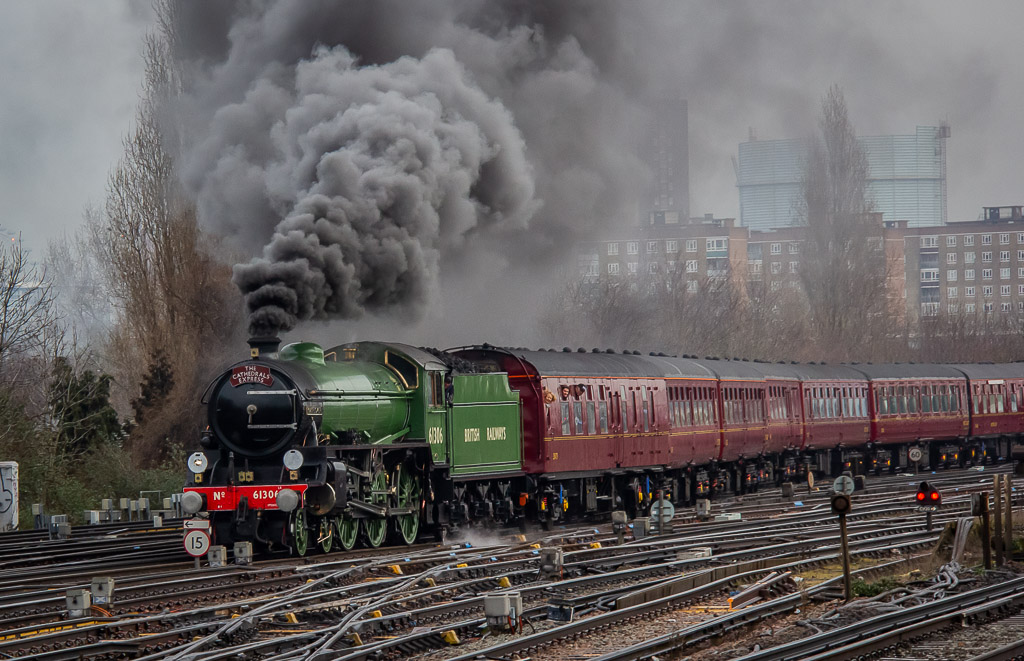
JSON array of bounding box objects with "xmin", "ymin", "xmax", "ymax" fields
[
  {"xmin": 1004, "ymin": 473, "xmax": 1013, "ymax": 556},
  {"xmin": 0, "ymin": 462, "xmax": 17, "ymax": 531}
]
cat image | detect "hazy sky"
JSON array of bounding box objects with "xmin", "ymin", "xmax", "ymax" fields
[
  {"xmin": 4, "ymin": 1, "xmax": 1024, "ymax": 260},
  {"xmin": 0, "ymin": 1, "xmax": 150, "ymax": 256}
]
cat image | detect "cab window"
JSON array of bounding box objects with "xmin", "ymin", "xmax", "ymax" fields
[{"xmin": 428, "ymin": 371, "xmax": 444, "ymax": 408}]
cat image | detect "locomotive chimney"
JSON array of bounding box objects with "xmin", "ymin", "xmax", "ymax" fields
[{"xmin": 248, "ymin": 335, "xmax": 281, "ymax": 359}]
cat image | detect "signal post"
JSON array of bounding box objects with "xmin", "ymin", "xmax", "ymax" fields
[
  {"xmin": 915, "ymin": 481, "xmax": 941, "ymax": 532},
  {"xmin": 832, "ymin": 475, "xmax": 855, "ymax": 603}
]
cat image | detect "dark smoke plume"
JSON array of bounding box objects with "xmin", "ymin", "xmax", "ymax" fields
[
  {"xmin": 210, "ymin": 46, "xmax": 536, "ymax": 334},
  {"xmin": 175, "ymin": 1, "xmax": 646, "ymax": 337}
]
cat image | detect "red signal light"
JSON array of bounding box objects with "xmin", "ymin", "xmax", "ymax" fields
[
  {"xmin": 930, "ymin": 491, "xmax": 939, "ymax": 501},
  {"xmin": 916, "ymin": 492, "xmax": 925, "ymax": 501}
]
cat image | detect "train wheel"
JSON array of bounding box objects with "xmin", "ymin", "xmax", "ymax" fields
[
  {"xmin": 292, "ymin": 509, "xmax": 309, "ymax": 556},
  {"xmin": 336, "ymin": 515, "xmax": 357, "ymax": 551},
  {"xmin": 362, "ymin": 469, "xmax": 388, "ymax": 548},
  {"xmin": 391, "ymin": 466, "xmax": 421, "ymax": 545},
  {"xmin": 318, "ymin": 517, "xmax": 333, "ymax": 553}
]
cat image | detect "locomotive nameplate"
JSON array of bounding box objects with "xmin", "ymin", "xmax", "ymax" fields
[{"xmin": 230, "ymin": 365, "xmax": 274, "ymax": 387}]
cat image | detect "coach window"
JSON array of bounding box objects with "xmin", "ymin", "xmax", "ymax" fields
[
  {"xmin": 573, "ymin": 400, "xmax": 584, "ymax": 434},
  {"xmin": 995, "ymin": 387, "xmax": 1004, "ymax": 413},
  {"xmin": 921, "ymin": 386, "xmax": 931, "ymax": 413},
  {"xmin": 598, "ymin": 400, "xmax": 608, "ymax": 433},
  {"xmin": 1011, "ymin": 390, "xmax": 1019, "ymax": 413},
  {"xmin": 561, "ymin": 402, "xmax": 571, "ymax": 435},
  {"xmin": 587, "ymin": 400, "xmax": 597, "ymax": 434},
  {"xmin": 620, "ymin": 386, "xmax": 629, "ymax": 429},
  {"xmin": 908, "ymin": 387, "xmax": 918, "ymax": 414}
]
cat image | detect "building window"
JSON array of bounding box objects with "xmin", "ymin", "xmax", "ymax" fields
[
  {"xmin": 966, "ymin": 286, "xmax": 975, "ymax": 297},
  {"xmin": 666, "ymin": 240, "xmax": 678, "ymax": 253},
  {"xmin": 770, "ymin": 243, "xmax": 782, "ymax": 255},
  {"xmin": 1018, "ymin": 233, "xmax": 1024, "ymax": 243},
  {"xmin": 1002, "ymin": 302, "xmax": 1011, "ymax": 312},
  {"xmin": 1019, "ymin": 301, "xmax": 1024, "ymax": 311},
  {"xmin": 585, "ymin": 262, "xmax": 599, "ymax": 277},
  {"xmin": 965, "ymin": 269, "xmax": 975, "ymax": 281},
  {"xmin": 1001, "ymin": 233, "xmax": 1010, "ymax": 245},
  {"xmin": 626, "ymin": 241, "xmax": 639, "ymax": 255},
  {"xmin": 921, "ymin": 236, "xmax": 938, "ymax": 248},
  {"xmin": 649, "ymin": 263, "xmax": 659, "ymax": 274},
  {"xmin": 607, "ymin": 243, "xmax": 619, "ymax": 256},
  {"xmin": 686, "ymin": 280, "xmax": 698, "ymax": 293},
  {"xmin": 789, "ymin": 262, "xmax": 798, "ymax": 273},
  {"xmin": 966, "ymin": 252, "xmax": 976, "ymax": 264},
  {"xmin": 647, "ymin": 241, "xmax": 658, "ymax": 254},
  {"xmin": 949, "ymin": 303, "xmax": 959, "ymax": 314},
  {"xmin": 1002, "ymin": 251, "xmax": 1011, "ymax": 262},
  {"xmin": 984, "ymin": 286, "xmax": 993, "ymax": 297},
  {"xmin": 948, "ymin": 287, "xmax": 958, "ymax": 299},
  {"xmin": 771, "ymin": 262, "xmax": 782, "ymax": 274},
  {"xmin": 608, "ymin": 263, "xmax": 620, "ymax": 275},
  {"xmin": 666, "ymin": 260, "xmax": 676, "ymax": 272},
  {"xmin": 686, "ymin": 239, "xmax": 697, "ymax": 253},
  {"xmin": 984, "ymin": 302, "xmax": 994, "ymax": 313},
  {"xmin": 706, "ymin": 238, "xmax": 727, "ymax": 252},
  {"xmin": 983, "ymin": 252, "xmax": 993, "ymax": 263},
  {"xmin": 789, "ymin": 243, "xmax": 800, "ymax": 254},
  {"xmin": 1019, "ymin": 284, "xmax": 1024, "ymax": 295},
  {"xmin": 983, "ymin": 269, "xmax": 993, "ymax": 280},
  {"xmin": 1002, "ymin": 285, "xmax": 1011, "ymax": 296},
  {"xmin": 947, "ymin": 253, "xmax": 957, "ymax": 264},
  {"xmin": 983, "ymin": 234, "xmax": 992, "ymax": 245},
  {"xmin": 770, "ymin": 281, "xmax": 781, "ymax": 291},
  {"xmin": 947, "ymin": 270, "xmax": 958, "ymax": 282},
  {"xmin": 921, "ymin": 269, "xmax": 939, "ymax": 282},
  {"xmin": 627, "ymin": 262, "xmax": 638, "ymax": 274},
  {"xmin": 685, "ymin": 260, "xmax": 698, "ymax": 273},
  {"xmin": 966, "ymin": 303, "xmax": 976, "ymax": 313},
  {"xmin": 1002, "ymin": 268, "xmax": 1011, "ymax": 279},
  {"xmin": 947, "ymin": 236, "xmax": 957, "ymax": 247},
  {"xmin": 965, "ymin": 235, "xmax": 975, "ymax": 246}
]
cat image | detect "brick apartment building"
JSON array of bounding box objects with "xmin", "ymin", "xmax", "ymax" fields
[{"xmin": 579, "ymin": 206, "xmax": 1024, "ymax": 324}]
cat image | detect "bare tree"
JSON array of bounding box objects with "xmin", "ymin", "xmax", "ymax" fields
[
  {"xmin": 86, "ymin": 4, "xmax": 243, "ymax": 465},
  {"xmin": 0, "ymin": 236, "xmax": 65, "ymax": 389},
  {"xmin": 798, "ymin": 85, "xmax": 895, "ymax": 360}
]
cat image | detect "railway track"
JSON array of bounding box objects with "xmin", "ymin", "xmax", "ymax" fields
[{"xmin": 0, "ymin": 465, "xmax": 1019, "ymax": 659}]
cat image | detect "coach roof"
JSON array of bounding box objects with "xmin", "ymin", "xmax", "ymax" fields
[
  {"xmin": 850, "ymin": 364, "xmax": 965, "ymax": 380},
  {"xmin": 503, "ymin": 349, "xmax": 716, "ymax": 379}
]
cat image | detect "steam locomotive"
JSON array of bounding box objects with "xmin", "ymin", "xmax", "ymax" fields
[{"xmin": 181, "ymin": 337, "xmax": 1024, "ymax": 554}]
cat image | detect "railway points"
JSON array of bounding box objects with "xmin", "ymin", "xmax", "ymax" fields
[{"xmin": 0, "ymin": 465, "xmax": 1018, "ymax": 659}]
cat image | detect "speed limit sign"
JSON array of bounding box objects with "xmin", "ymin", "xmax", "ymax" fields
[
  {"xmin": 183, "ymin": 529, "xmax": 211, "ymax": 557},
  {"xmin": 909, "ymin": 447, "xmax": 923, "ymax": 462}
]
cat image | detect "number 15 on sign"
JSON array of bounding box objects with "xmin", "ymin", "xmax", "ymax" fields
[{"xmin": 184, "ymin": 529, "xmax": 210, "ymax": 557}]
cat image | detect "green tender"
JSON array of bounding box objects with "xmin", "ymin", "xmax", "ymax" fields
[{"xmin": 448, "ymin": 373, "xmax": 522, "ymax": 476}]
